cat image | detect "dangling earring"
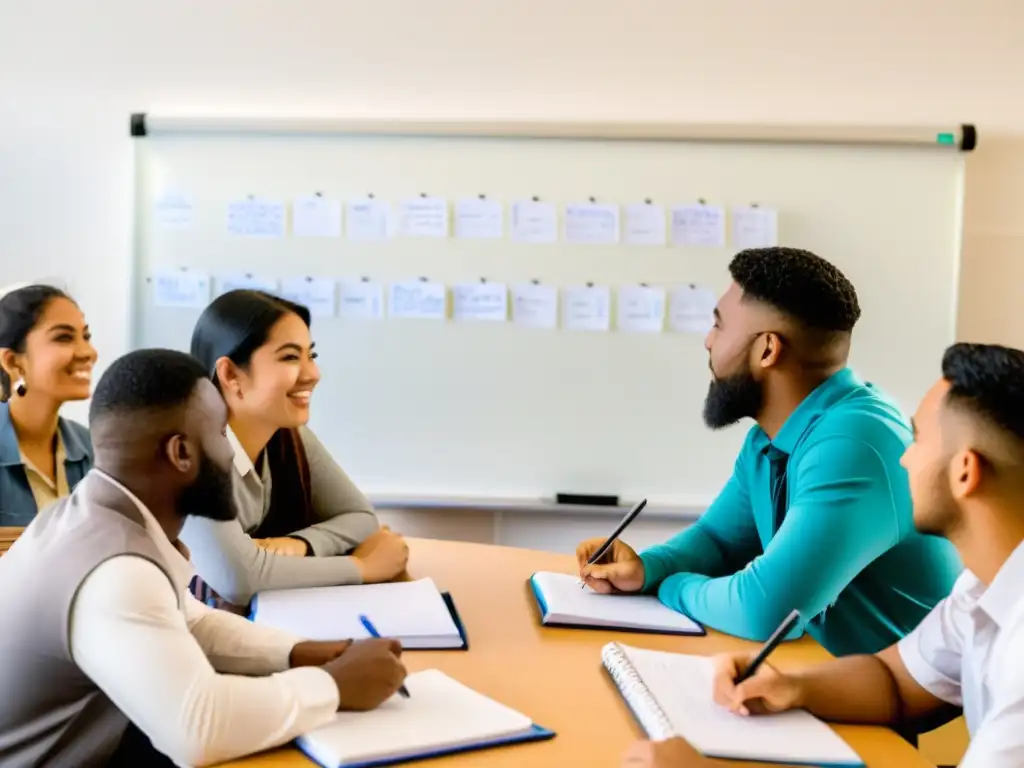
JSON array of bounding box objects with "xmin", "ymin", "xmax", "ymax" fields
[{"xmin": 13, "ymin": 378, "xmax": 26, "ymax": 398}]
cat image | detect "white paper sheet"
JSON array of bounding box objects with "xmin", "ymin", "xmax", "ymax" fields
[
  {"xmin": 562, "ymin": 285, "xmax": 611, "ymax": 331},
  {"xmin": 624, "ymin": 202, "xmax": 667, "ymax": 245},
  {"xmin": 226, "ymin": 197, "xmax": 286, "ymax": 238},
  {"xmin": 511, "ymin": 283, "xmax": 558, "ymax": 330},
  {"xmin": 151, "ymin": 269, "xmax": 210, "ymax": 310},
  {"xmin": 510, "ymin": 200, "xmax": 558, "ymax": 243},
  {"xmin": 154, "ymin": 191, "xmax": 194, "ymax": 230},
  {"xmin": 617, "ymin": 285, "xmax": 666, "ymax": 333},
  {"xmin": 346, "ymin": 198, "xmax": 392, "ymax": 241},
  {"xmin": 668, "ymin": 285, "xmax": 717, "ymax": 334},
  {"xmin": 671, "ymin": 204, "xmax": 726, "ymax": 247},
  {"xmin": 452, "ymin": 282, "xmax": 508, "ymax": 322},
  {"xmin": 564, "ymin": 202, "xmax": 620, "ymax": 244},
  {"xmin": 731, "ymin": 206, "xmax": 779, "ymax": 248},
  {"xmin": 399, "ymin": 196, "xmax": 449, "ymax": 238},
  {"xmin": 292, "ymin": 195, "xmax": 342, "ymax": 237},
  {"xmin": 215, "ymin": 273, "xmax": 279, "ymax": 297},
  {"xmin": 338, "ymin": 280, "xmax": 385, "ymax": 320},
  {"xmin": 454, "ymin": 198, "xmax": 504, "ymax": 240},
  {"xmin": 389, "ymin": 281, "xmax": 447, "ymax": 320},
  {"xmin": 278, "ymin": 277, "xmax": 337, "ymax": 318}
]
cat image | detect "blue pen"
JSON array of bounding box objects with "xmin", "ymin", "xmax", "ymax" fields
[{"xmin": 358, "ymin": 614, "xmax": 410, "ymax": 698}]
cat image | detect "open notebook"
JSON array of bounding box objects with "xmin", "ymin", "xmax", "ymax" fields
[
  {"xmin": 529, "ymin": 571, "xmax": 705, "ymax": 635},
  {"xmin": 297, "ymin": 669, "xmax": 554, "ymax": 768},
  {"xmin": 250, "ymin": 578, "xmax": 467, "ymax": 650},
  {"xmin": 602, "ymin": 643, "xmax": 865, "ymax": 767}
]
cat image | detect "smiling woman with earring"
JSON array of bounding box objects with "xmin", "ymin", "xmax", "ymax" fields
[
  {"xmin": 0, "ymin": 284, "xmax": 96, "ymax": 525},
  {"xmin": 181, "ymin": 289, "xmax": 409, "ymax": 612}
]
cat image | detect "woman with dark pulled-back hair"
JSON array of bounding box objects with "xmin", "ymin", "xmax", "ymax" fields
[
  {"xmin": 0, "ymin": 283, "xmax": 97, "ymax": 525},
  {"xmin": 182, "ymin": 289, "xmax": 409, "ymax": 611}
]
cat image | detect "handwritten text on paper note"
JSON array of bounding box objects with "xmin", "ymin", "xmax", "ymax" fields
[
  {"xmin": 154, "ymin": 191, "xmax": 194, "ymax": 230},
  {"xmin": 511, "ymin": 283, "xmax": 558, "ymax": 330},
  {"xmin": 624, "ymin": 203, "xmax": 667, "ymax": 245},
  {"xmin": 338, "ymin": 280, "xmax": 385, "ymax": 320},
  {"xmin": 454, "ymin": 198, "xmax": 504, "ymax": 240},
  {"xmin": 293, "ymin": 196, "xmax": 342, "ymax": 237},
  {"xmin": 152, "ymin": 270, "xmax": 210, "ymax": 310},
  {"xmin": 389, "ymin": 281, "xmax": 447, "ymax": 320},
  {"xmin": 226, "ymin": 198, "xmax": 287, "ymax": 238},
  {"xmin": 279, "ymin": 277, "xmax": 337, "ymax": 318},
  {"xmin": 562, "ymin": 285, "xmax": 611, "ymax": 332},
  {"xmin": 564, "ymin": 202, "xmax": 620, "ymax": 244},
  {"xmin": 671, "ymin": 204, "xmax": 726, "ymax": 247},
  {"xmin": 511, "ymin": 200, "xmax": 558, "ymax": 243},
  {"xmin": 399, "ymin": 197, "xmax": 449, "ymax": 238},
  {"xmin": 669, "ymin": 285, "xmax": 718, "ymax": 334},
  {"xmin": 731, "ymin": 206, "xmax": 778, "ymax": 249},
  {"xmin": 452, "ymin": 282, "xmax": 508, "ymax": 322},
  {"xmin": 215, "ymin": 273, "xmax": 279, "ymax": 297},
  {"xmin": 617, "ymin": 285, "xmax": 666, "ymax": 333},
  {"xmin": 346, "ymin": 199, "xmax": 392, "ymax": 241}
]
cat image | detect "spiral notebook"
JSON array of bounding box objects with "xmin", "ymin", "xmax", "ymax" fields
[
  {"xmin": 296, "ymin": 669, "xmax": 555, "ymax": 768},
  {"xmin": 250, "ymin": 578, "xmax": 468, "ymax": 650},
  {"xmin": 530, "ymin": 571, "xmax": 705, "ymax": 635},
  {"xmin": 602, "ymin": 643, "xmax": 865, "ymax": 767}
]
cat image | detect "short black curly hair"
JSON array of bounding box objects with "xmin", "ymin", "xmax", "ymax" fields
[
  {"xmin": 89, "ymin": 348, "xmax": 208, "ymax": 427},
  {"xmin": 728, "ymin": 247, "xmax": 861, "ymax": 334},
  {"xmin": 942, "ymin": 343, "xmax": 1024, "ymax": 444}
]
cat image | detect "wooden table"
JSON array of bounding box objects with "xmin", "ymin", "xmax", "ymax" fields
[
  {"xmin": 0, "ymin": 527, "xmax": 23, "ymax": 555},
  {"xmin": 223, "ymin": 538, "xmax": 934, "ymax": 768}
]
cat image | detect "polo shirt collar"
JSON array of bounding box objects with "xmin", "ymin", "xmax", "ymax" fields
[
  {"xmin": 975, "ymin": 538, "xmax": 1024, "ymax": 628},
  {"xmin": 753, "ymin": 367, "xmax": 862, "ymax": 455},
  {"xmin": 226, "ymin": 425, "xmax": 255, "ymax": 478}
]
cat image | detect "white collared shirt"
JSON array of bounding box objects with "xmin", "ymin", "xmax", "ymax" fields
[
  {"xmin": 898, "ymin": 540, "xmax": 1024, "ymax": 767},
  {"xmin": 67, "ymin": 470, "xmax": 340, "ymax": 767}
]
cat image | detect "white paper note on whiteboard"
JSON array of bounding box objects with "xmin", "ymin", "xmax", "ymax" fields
[
  {"xmin": 562, "ymin": 285, "xmax": 611, "ymax": 332},
  {"xmin": 454, "ymin": 198, "xmax": 504, "ymax": 240},
  {"xmin": 731, "ymin": 206, "xmax": 779, "ymax": 248},
  {"xmin": 452, "ymin": 282, "xmax": 508, "ymax": 322},
  {"xmin": 346, "ymin": 199, "xmax": 392, "ymax": 241},
  {"xmin": 624, "ymin": 202, "xmax": 666, "ymax": 245},
  {"xmin": 279, "ymin": 277, "xmax": 337, "ymax": 318},
  {"xmin": 617, "ymin": 285, "xmax": 666, "ymax": 333},
  {"xmin": 671, "ymin": 204, "xmax": 726, "ymax": 247},
  {"xmin": 511, "ymin": 200, "xmax": 558, "ymax": 243},
  {"xmin": 338, "ymin": 280, "xmax": 384, "ymax": 320},
  {"xmin": 154, "ymin": 191, "xmax": 194, "ymax": 230},
  {"xmin": 293, "ymin": 195, "xmax": 342, "ymax": 237},
  {"xmin": 389, "ymin": 281, "xmax": 447, "ymax": 320},
  {"xmin": 669, "ymin": 285, "xmax": 717, "ymax": 334},
  {"xmin": 399, "ymin": 197, "xmax": 449, "ymax": 238},
  {"xmin": 564, "ymin": 202, "xmax": 620, "ymax": 244},
  {"xmin": 511, "ymin": 283, "xmax": 558, "ymax": 330},
  {"xmin": 215, "ymin": 273, "xmax": 279, "ymax": 297},
  {"xmin": 226, "ymin": 198, "xmax": 286, "ymax": 238},
  {"xmin": 152, "ymin": 269, "xmax": 210, "ymax": 310}
]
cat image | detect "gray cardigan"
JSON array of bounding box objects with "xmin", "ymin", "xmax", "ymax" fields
[{"xmin": 181, "ymin": 425, "xmax": 379, "ymax": 604}]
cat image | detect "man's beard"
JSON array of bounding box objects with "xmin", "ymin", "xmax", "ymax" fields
[
  {"xmin": 703, "ymin": 366, "xmax": 764, "ymax": 429},
  {"xmin": 914, "ymin": 475, "xmax": 961, "ymax": 539},
  {"xmin": 178, "ymin": 450, "xmax": 237, "ymax": 521}
]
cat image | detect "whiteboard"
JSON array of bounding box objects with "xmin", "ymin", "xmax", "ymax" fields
[{"xmin": 132, "ymin": 127, "xmax": 966, "ymax": 506}]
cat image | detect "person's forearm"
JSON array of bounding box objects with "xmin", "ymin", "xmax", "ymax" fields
[
  {"xmin": 793, "ymin": 655, "xmax": 901, "ymax": 725},
  {"xmin": 292, "ymin": 509, "xmax": 379, "ymax": 557}
]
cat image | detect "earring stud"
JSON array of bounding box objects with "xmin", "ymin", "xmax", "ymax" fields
[{"xmin": 13, "ymin": 378, "xmax": 26, "ymax": 398}]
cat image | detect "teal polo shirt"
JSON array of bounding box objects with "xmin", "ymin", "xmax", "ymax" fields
[{"xmin": 640, "ymin": 368, "xmax": 963, "ymax": 656}]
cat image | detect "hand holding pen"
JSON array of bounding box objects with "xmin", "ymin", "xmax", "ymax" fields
[{"xmin": 359, "ymin": 615, "xmax": 411, "ymax": 698}]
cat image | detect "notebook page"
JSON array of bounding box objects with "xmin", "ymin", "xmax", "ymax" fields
[
  {"xmin": 617, "ymin": 645, "xmax": 862, "ymax": 765},
  {"xmin": 297, "ymin": 669, "xmax": 535, "ymax": 766},
  {"xmin": 534, "ymin": 571, "xmax": 702, "ymax": 632},
  {"xmin": 253, "ymin": 578, "xmax": 459, "ymax": 645}
]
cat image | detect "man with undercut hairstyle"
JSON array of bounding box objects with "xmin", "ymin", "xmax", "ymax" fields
[
  {"xmin": 0, "ymin": 348, "xmax": 407, "ymax": 767},
  {"xmin": 626, "ymin": 342, "xmax": 1024, "ymax": 768},
  {"xmin": 577, "ymin": 247, "xmax": 962, "ymax": 656}
]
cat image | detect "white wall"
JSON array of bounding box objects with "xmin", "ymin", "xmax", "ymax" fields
[{"xmin": 2, "ymin": 0, "xmax": 1024, "ymax": 551}]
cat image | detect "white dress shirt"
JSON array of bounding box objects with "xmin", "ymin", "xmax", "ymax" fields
[
  {"xmin": 68, "ymin": 471, "xmax": 340, "ymax": 767},
  {"xmin": 898, "ymin": 540, "xmax": 1024, "ymax": 768}
]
